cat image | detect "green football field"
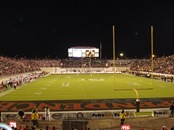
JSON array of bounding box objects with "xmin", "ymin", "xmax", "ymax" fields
[{"xmin": 0, "ymin": 73, "xmax": 174, "ymax": 101}]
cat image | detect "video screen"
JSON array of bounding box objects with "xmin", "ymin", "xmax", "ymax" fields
[{"xmin": 68, "ymin": 47, "xmax": 99, "ymax": 58}]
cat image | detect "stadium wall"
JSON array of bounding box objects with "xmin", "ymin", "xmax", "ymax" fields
[
  {"xmin": 1, "ymin": 108, "xmax": 169, "ymax": 122},
  {"xmin": 40, "ymin": 67, "xmax": 130, "ymax": 74}
]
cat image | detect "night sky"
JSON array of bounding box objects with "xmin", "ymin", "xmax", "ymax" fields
[{"xmin": 1, "ymin": 1, "xmax": 174, "ymax": 59}]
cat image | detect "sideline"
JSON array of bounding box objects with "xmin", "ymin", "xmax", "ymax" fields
[{"xmin": 0, "ymin": 72, "xmax": 49, "ymax": 97}]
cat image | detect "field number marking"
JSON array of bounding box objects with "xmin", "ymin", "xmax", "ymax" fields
[
  {"xmin": 129, "ymin": 82, "xmax": 140, "ymax": 85},
  {"xmin": 89, "ymin": 78, "xmax": 104, "ymax": 81},
  {"xmin": 34, "ymin": 92, "xmax": 42, "ymax": 95},
  {"xmin": 61, "ymin": 82, "xmax": 69, "ymax": 87}
]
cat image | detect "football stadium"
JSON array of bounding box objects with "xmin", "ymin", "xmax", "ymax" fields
[{"xmin": 0, "ymin": 46, "xmax": 174, "ymax": 130}]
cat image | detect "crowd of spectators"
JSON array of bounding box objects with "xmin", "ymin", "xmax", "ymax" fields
[
  {"xmin": 0, "ymin": 55, "xmax": 174, "ymax": 77},
  {"xmin": 60, "ymin": 58, "xmax": 134, "ymax": 68},
  {"xmin": 130, "ymin": 55, "xmax": 174, "ymax": 75},
  {"xmin": 0, "ymin": 56, "xmax": 63, "ymax": 77},
  {"xmin": 0, "ymin": 56, "xmax": 40, "ymax": 76},
  {"xmin": 60, "ymin": 58, "xmax": 109, "ymax": 68},
  {"xmin": 31, "ymin": 58, "xmax": 61, "ymax": 67}
]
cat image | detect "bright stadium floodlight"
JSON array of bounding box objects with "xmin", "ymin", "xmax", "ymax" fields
[{"xmin": 120, "ymin": 53, "xmax": 124, "ymax": 57}]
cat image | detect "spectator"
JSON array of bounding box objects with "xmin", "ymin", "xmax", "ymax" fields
[
  {"xmin": 18, "ymin": 125, "xmax": 23, "ymax": 130},
  {"xmin": 46, "ymin": 126, "xmax": 50, "ymax": 130},
  {"xmin": 171, "ymin": 76, "xmax": 173, "ymax": 82},
  {"xmin": 44, "ymin": 107, "xmax": 50, "ymax": 121},
  {"xmin": 52, "ymin": 126, "xmax": 56, "ymax": 130},
  {"xmin": 169, "ymin": 102, "xmax": 174, "ymax": 118},
  {"xmin": 24, "ymin": 125, "xmax": 29, "ymax": 130},
  {"xmin": 18, "ymin": 107, "xmax": 25, "ymax": 123},
  {"xmin": 162, "ymin": 126, "xmax": 167, "ymax": 130},
  {"xmin": 31, "ymin": 109, "xmax": 39, "ymax": 128},
  {"xmin": 14, "ymin": 83, "xmax": 17, "ymax": 90},
  {"xmin": 120, "ymin": 109, "xmax": 126, "ymax": 126}
]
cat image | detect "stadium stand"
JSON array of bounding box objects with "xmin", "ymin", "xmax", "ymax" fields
[
  {"xmin": 0, "ymin": 55, "xmax": 174, "ymax": 130},
  {"xmin": 130, "ymin": 55, "xmax": 174, "ymax": 75}
]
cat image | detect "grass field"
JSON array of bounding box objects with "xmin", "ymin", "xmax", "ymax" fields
[{"xmin": 0, "ymin": 73, "xmax": 174, "ymax": 101}]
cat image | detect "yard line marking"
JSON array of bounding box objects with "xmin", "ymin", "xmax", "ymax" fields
[
  {"xmin": 0, "ymin": 85, "xmax": 23, "ymax": 97},
  {"xmin": 159, "ymin": 86, "xmax": 166, "ymax": 88},
  {"xmin": 88, "ymin": 78, "xmax": 105, "ymax": 81},
  {"xmin": 114, "ymin": 88, "xmax": 153, "ymax": 91},
  {"xmin": 61, "ymin": 82, "xmax": 69, "ymax": 87},
  {"xmin": 66, "ymin": 76, "xmax": 71, "ymax": 78},
  {"xmin": 34, "ymin": 92, "xmax": 42, "ymax": 95},
  {"xmin": 128, "ymin": 82, "xmax": 140, "ymax": 85}
]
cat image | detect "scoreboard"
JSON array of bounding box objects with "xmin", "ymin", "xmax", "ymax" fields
[{"xmin": 68, "ymin": 46, "xmax": 99, "ymax": 58}]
